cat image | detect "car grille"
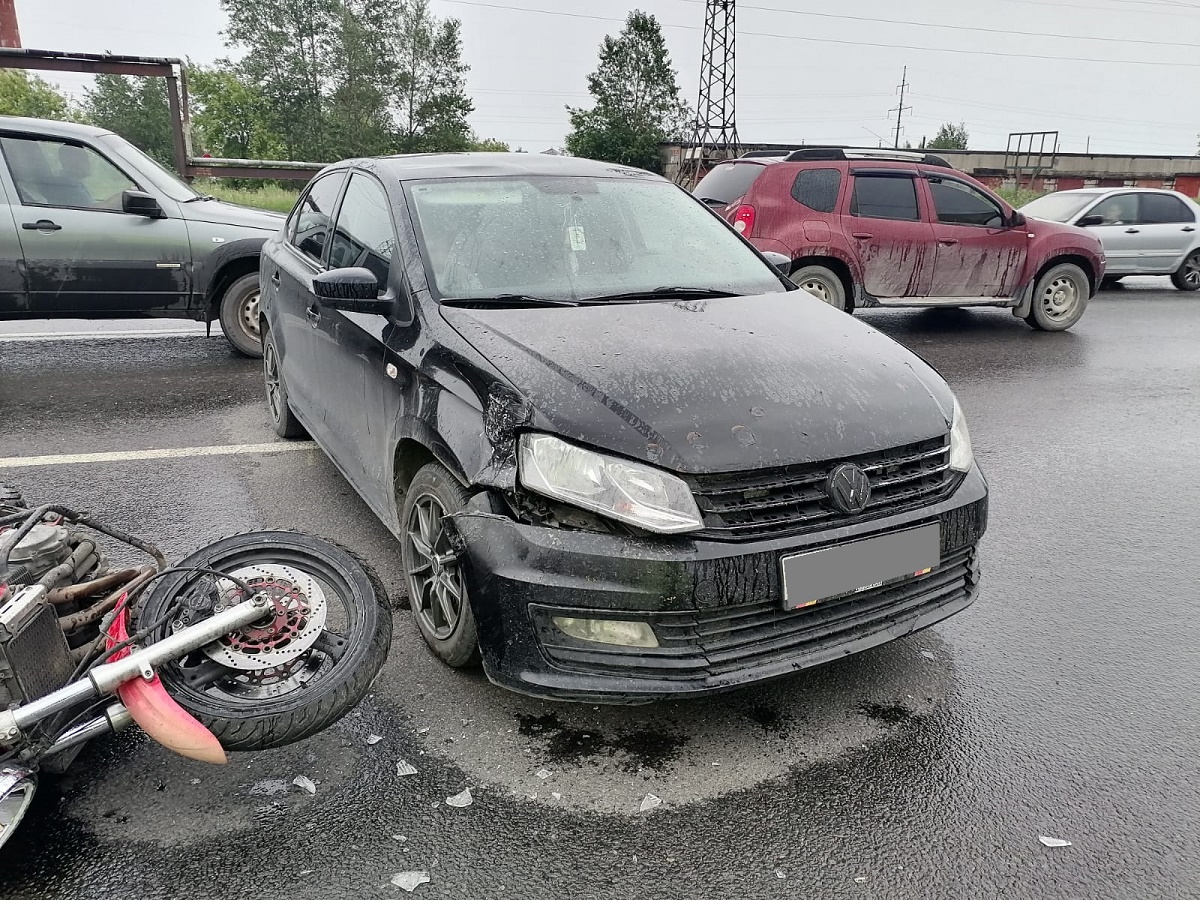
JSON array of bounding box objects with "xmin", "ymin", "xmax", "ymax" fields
[
  {"xmin": 689, "ymin": 435, "xmax": 956, "ymax": 541},
  {"xmin": 538, "ymin": 545, "xmax": 978, "ymax": 680}
]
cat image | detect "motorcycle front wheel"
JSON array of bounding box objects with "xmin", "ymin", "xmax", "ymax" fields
[{"xmin": 138, "ymin": 531, "xmax": 392, "ymax": 751}]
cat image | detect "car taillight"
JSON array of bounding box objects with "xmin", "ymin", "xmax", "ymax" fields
[{"xmin": 733, "ymin": 205, "xmax": 756, "ymax": 236}]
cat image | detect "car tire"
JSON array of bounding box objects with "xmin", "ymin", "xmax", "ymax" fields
[
  {"xmin": 218, "ymin": 273, "xmax": 264, "ymax": 358},
  {"xmin": 1025, "ymin": 262, "xmax": 1089, "ymax": 331},
  {"xmin": 1170, "ymin": 250, "xmax": 1200, "ymax": 291},
  {"xmin": 263, "ymin": 331, "xmax": 307, "ymax": 439},
  {"xmin": 400, "ymin": 462, "xmax": 481, "ymax": 669},
  {"xmin": 790, "ymin": 265, "xmax": 848, "ymax": 312}
]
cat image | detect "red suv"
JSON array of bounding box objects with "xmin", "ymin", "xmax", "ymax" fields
[{"xmin": 694, "ymin": 148, "xmax": 1106, "ymax": 331}]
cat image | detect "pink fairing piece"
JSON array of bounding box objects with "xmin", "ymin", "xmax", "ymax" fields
[{"xmin": 105, "ymin": 601, "xmax": 227, "ymax": 765}]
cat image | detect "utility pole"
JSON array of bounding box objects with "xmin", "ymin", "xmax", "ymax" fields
[
  {"xmin": 677, "ymin": 0, "xmax": 739, "ymax": 189},
  {"xmin": 889, "ymin": 66, "xmax": 911, "ymax": 149},
  {"xmin": 0, "ymin": 0, "xmax": 20, "ymax": 48}
]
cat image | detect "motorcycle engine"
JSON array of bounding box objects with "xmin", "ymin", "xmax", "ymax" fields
[{"xmin": 6, "ymin": 523, "xmax": 72, "ymax": 585}]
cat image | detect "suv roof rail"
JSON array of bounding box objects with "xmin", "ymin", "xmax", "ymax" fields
[
  {"xmin": 739, "ymin": 149, "xmax": 796, "ymax": 159},
  {"xmin": 783, "ymin": 147, "xmax": 955, "ymax": 168}
]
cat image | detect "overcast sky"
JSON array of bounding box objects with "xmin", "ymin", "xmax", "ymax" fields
[{"xmin": 16, "ymin": 0, "xmax": 1200, "ymax": 156}]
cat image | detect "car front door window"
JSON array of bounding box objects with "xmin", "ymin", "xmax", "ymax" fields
[
  {"xmin": 1, "ymin": 136, "xmax": 138, "ymax": 212},
  {"xmin": 928, "ymin": 178, "xmax": 1005, "ymax": 228},
  {"xmin": 327, "ymin": 173, "xmax": 395, "ymax": 292}
]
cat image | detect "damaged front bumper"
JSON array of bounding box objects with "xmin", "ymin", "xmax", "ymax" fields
[{"xmin": 450, "ymin": 466, "xmax": 988, "ymax": 703}]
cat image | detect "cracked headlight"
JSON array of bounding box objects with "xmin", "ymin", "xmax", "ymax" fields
[
  {"xmin": 518, "ymin": 433, "xmax": 703, "ymax": 534},
  {"xmin": 950, "ymin": 397, "xmax": 974, "ymax": 473}
]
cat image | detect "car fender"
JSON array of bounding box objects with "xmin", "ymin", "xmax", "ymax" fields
[{"xmin": 193, "ymin": 235, "xmax": 272, "ymax": 307}]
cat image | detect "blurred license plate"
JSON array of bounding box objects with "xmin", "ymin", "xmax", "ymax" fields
[{"xmin": 781, "ymin": 523, "xmax": 940, "ymax": 611}]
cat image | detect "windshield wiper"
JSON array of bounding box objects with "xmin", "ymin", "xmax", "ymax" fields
[
  {"xmin": 579, "ymin": 287, "xmax": 740, "ymax": 303},
  {"xmin": 183, "ymin": 194, "xmax": 216, "ymax": 202},
  {"xmin": 697, "ymin": 197, "xmax": 727, "ymax": 207},
  {"xmin": 441, "ymin": 294, "xmax": 580, "ymax": 308}
]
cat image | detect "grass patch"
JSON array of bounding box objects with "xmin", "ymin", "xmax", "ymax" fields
[
  {"xmin": 995, "ymin": 186, "xmax": 1047, "ymax": 208},
  {"xmin": 200, "ymin": 180, "xmax": 300, "ymax": 214}
]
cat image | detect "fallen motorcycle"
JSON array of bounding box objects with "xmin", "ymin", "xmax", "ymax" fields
[{"xmin": 0, "ymin": 485, "xmax": 392, "ymax": 851}]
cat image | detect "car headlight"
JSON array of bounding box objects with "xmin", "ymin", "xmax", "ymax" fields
[
  {"xmin": 949, "ymin": 398, "xmax": 973, "ymax": 473},
  {"xmin": 518, "ymin": 433, "xmax": 703, "ymax": 534}
]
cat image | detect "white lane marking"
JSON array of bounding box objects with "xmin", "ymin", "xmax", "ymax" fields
[
  {"xmin": 0, "ymin": 329, "xmax": 207, "ymax": 343},
  {"xmin": 0, "ymin": 442, "xmax": 319, "ymax": 469}
]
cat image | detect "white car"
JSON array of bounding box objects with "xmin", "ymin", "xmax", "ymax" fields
[{"xmin": 1020, "ymin": 188, "xmax": 1200, "ymax": 291}]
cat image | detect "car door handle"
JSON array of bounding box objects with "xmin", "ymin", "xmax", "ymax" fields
[
  {"xmin": 937, "ymin": 238, "xmax": 960, "ymax": 246},
  {"xmin": 306, "ymin": 303, "xmax": 320, "ymax": 326},
  {"xmin": 1125, "ymin": 228, "xmax": 1140, "ymax": 233},
  {"xmin": 270, "ymin": 271, "xmax": 281, "ymax": 286},
  {"xmin": 22, "ymin": 219, "xmax": 61, "ymax": 231},
  {"xmin": 1183, "ymin": 226, "xmax": 1195, "ymax": 232},
  {"xmin": 852, "ymin": 232, "xmax": 873, "ymax": 239}
]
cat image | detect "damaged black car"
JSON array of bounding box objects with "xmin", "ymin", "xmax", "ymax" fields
[{"xmin": 259, "ymin": 153, "xmax": 988, "ymax": 702}]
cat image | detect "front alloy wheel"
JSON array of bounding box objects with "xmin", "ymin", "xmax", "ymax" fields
[{"xmin": 400, "ymin": 463, "xmax": 480, "ymax": 667}]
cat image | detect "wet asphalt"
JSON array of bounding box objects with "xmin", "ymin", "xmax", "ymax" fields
[{"xmin": 0, "ymin": 282, "xmax": 1197, "ymax": 899}]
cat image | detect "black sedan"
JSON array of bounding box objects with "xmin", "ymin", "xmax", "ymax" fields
[{"xmin": 259, "ymin": 153, "xmax": 988, "ymax": 702}]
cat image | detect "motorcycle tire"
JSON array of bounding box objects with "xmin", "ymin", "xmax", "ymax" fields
[{"xmin": 137, "ymin": 531, "xmax": 391, "ymax": 751}]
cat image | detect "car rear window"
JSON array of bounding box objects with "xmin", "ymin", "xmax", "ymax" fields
[
  {"xmin": 791, "ymin": 168, "xmax": 841, "ymax": 213},
  {"xmin": 850, "ymin": 175, "xmax": 920, "ymax": 221},
  {"xmin": 692, "ymin": 163, "xmax": 766, "ymax": 205}
]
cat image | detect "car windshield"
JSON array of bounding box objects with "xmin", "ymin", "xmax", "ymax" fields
[
  {"xmin": 406, "ymin": 175, "xmax": 787, "ymax": 303},
  {"xmin": 96, "ymin": 133, "xmax": 200, "ymax": 203},
  {"xmin": 691, "ymin": 162, "xmax": 767, "ymax": 205},
  {"xmin": 1020, "ymin": 191, "xmax": 1104, "ymax": 223}
]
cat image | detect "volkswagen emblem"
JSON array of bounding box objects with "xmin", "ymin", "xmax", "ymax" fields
[{"xmin": 826, "ymin": 463, "xmax": 872, "ymax": 514}]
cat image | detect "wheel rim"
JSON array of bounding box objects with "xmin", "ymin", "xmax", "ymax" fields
[
  {"xmin": 1039, "ymin": 274, "xmax": 1081, "ymax": 321},
  {"xmin": 1183, "ymin": 255, "xmax": 1200, "ymax": 288},
  {"xmin": 153, "ymin": 548, "xmax": 365, "ymax": 710},
  {"xmin": 798, "ymin": 277, "xmax": 838, "ymax": 306},
  {"xmin": 0, "ymin": 767, "xmax": 36, "ymax": 851},
  {"xmin": 240, "ymin": 290, "xmax": 261, "ymax": 338},
  {"xmin": 264, "ymin": 342, "xmax": 284, "ymax": 423},
  {"xmin": 406, "ymin": 494, "xmax": 466, "ymax": 641}
]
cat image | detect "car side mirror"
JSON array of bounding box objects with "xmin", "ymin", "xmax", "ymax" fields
[
  {"xmin": 313, "ymin": 267, "xmax": 392, "ymax": 314},
  {"xmin": 1076, "ymin": 214, "xmax": 1104, "ymax": 227},
  {"xmin": 1008, "ymin": 210, "xmax": 1027, "ymax": 228},
  {"xmin": 761, "ymin": 250, "xmax": 792, "ymax": 274},
  {"xmin": 122, "ymin": 189, "xmax": 164, "ymax": 218}
]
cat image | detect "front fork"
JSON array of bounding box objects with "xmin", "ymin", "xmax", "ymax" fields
[{"xmin": 0, "ymin": 594, "xmax": 272, "ymax": 763}]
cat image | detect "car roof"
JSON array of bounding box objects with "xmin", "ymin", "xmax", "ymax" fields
[
  {"xmin": 0, "ymin": 115, "xmax": 114, "ymax": 141},
  {"xmin": 1051, "ymin": 187, "xmax": 1186, "ymax": 197},
  {"xmin": 330, "ymin": 152, "xmax": 668, "ymax": 183}
]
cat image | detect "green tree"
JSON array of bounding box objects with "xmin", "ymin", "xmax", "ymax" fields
[
  {"xmin": 928, "ymin": 122, "xmax": 969, "ymax": 151},
  {"xmin": 468, "ymin": 136, "xmax": 510, "ymax": 152},
  {"xmin": 81, "ymin": 75, "xmax": 174, "ymax": 164},
  {"xmin": 565, "ymin": 10, "xmax": 690, "ymax": 173},
  {"xmin": 187, "ymin": 61, "xmax": 283, "ymax": 160},
  {"xmin": 221, "ymin": 0, "xmax": 339, "ymax": 161},
  {"xmin": 0, "ymin": 70, "xmax": 72, "ymax": 120},
  {"xmin": 392, "ymin": 0, "xmax": 473, "ymax": 153},
  {"xmin": 324, "ymin": 0, "xmax": 403, "ymax": 159}
]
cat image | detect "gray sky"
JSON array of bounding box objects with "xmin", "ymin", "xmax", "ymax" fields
[{"xmin": 17, "ymin": 0, "xmax": 1200, "ymax": 156}]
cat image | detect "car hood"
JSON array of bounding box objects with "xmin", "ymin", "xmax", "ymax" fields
[
  {"xmin": 440, "ymin": 293, "xmax": 956, "ymax": 474},
  {"xmin": 180, "ymin": 199, "xmax": 285, "ymax": 232}
]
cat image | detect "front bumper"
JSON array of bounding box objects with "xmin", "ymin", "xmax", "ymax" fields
[{"xmin": 451, "ymin": 466, "xmax": 988, "ymax": 703}]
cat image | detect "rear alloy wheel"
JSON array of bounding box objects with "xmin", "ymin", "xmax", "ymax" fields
[
  {"xmin": 790, "ymin": 264, "xmax": 848, "ymax": 312},
  {"xmin": 219, "ymin": 273, "xmax": 265, "ymax": 358},
  {"xmin": 400, "ymin": 463, "xmax": 480, "ymax": 668},
  {"xmin": 263, "ymin": 332, "xmax": 307, "ymax": 439},
  {"xmin": 1171, "ymin": 250, "xmax": 1200, "ymax": 291},
  {"xmin": 1025, "ymin": 263, "xmax": 1089, "ymax": 331}
]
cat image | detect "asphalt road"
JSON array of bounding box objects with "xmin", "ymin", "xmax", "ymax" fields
[{"xmin": 1, "ymin": 282, "xmax": 1197, "ymax": 899}]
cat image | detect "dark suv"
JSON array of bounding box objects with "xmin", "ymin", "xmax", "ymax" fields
[
  {"xmin": 694, "ymin": 148, "xmax": 1106, "ymax": 331},
  {"xmin": 260, "ymin": 152, "xmax": 988, "ymax": 703},
  {"xmin": 0, "ymin": 116, "xmax": 284, "ymax": 356}
]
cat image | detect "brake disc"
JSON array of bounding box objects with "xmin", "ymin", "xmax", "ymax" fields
[{"xmin": 201, "ymin": 563, "xmax": 328, "ymax": 671}]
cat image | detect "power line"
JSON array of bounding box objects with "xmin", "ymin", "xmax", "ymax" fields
[
  {"xmin": 438, "ymin": 0, "xmax": 1200, "ymax": 68},
  {"xmin": 674, "ymin": 0, "xmax": 1200, "ymax": 48}
]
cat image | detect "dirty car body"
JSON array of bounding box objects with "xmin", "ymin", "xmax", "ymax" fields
[
  {"xmin": 0, "ymin": 116, "xmax": 284, "ymax": 355},
  {"xmin": 259, "ymin": 152, "xmax": 989, "ymax": 702}
]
